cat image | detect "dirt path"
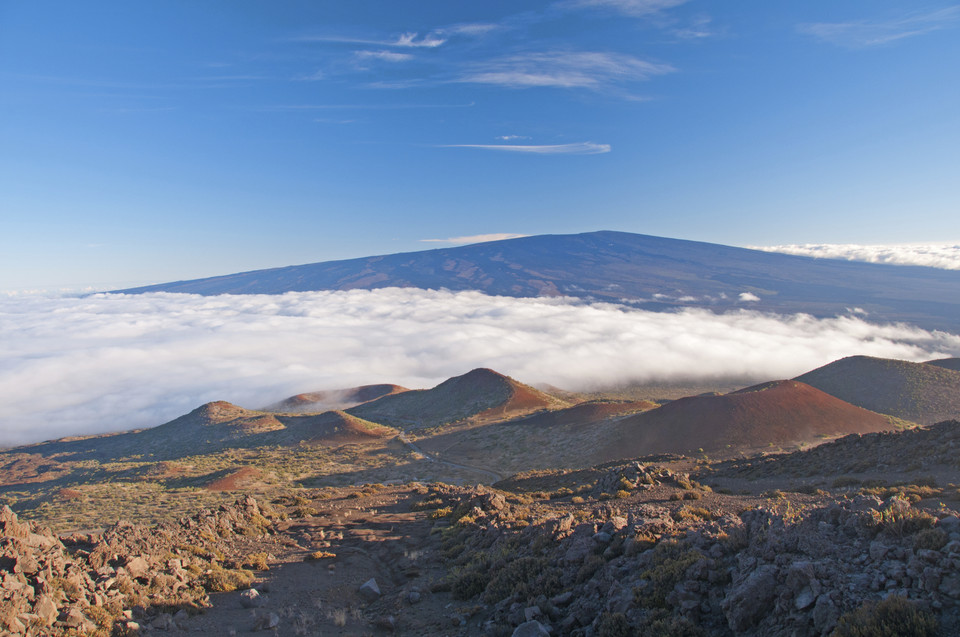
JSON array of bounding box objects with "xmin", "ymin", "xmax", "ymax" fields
[
  {"xmin": 398, "ymin": 434, "xmax": 503, "ymax": 483},
  {"xmin": 167, "ymin": 487, "xmax": 475, "ymax": 636}
]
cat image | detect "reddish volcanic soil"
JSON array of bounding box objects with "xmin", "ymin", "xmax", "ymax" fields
[
  {"xmin": 348, "ymin": 368, "xmax": 567, "ymax": 429},
  {"xmin": 284, "ymin": 411, "xmax": 396, "ymax": 445},
  {"xmin": 476, "ymin": 380, "xmax": 570, "ymax": 420},
  {"xmin": 205, "ymin": 466, "xmax": 263, "ymax": 491},
  {"xmin": 510, "ymin": 400, "xmax": 657, "ymax": 429},
  {"xmin": 603, "ymin": 380, "xmax": 900, "ymax": 458}
]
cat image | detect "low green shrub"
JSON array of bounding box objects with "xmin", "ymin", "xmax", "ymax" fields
[
  {"xmin": 636, "ymin": 541, "xmax": 703, "ymax": 609},
  {"xmin": 831, "ymin": 596, "xmax": 938, "ymax": 637},
  {"xmin": 201, "ymin": 565, "xmax": 254, "ymax": 592}
]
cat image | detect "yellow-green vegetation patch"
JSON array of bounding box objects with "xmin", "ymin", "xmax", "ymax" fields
[
  {"xmin": 306, "ymin": 550, "xmax": 336, "ymax": 561},
  {"xmin": 636, "ymin": 541, "xmax": 705, "ymax": 609},
  {"xmin": 833, "ymin": 595, "xmax": 938, "ymax": 637},
  {"xmin": 201, "ymin": 564, "xmax": 255, "ymax": 592}
]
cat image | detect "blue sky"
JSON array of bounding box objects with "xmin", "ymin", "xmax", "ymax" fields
[{"xmin": 2, "ymin": 1, "xmax": 959, "ymax": 290}]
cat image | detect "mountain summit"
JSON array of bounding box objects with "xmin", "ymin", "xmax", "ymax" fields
[{"xmin": 116, "ymin": 231, "xmax": 960, "ymax": 331}]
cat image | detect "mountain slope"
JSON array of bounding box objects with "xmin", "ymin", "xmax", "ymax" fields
[
  {"xmin": 599, "ymin": 380, "xmax": 902, "ymax": 458},
  {"xmin": 115, "ymin": 231, "xmax": 960, "ymax": 332},
  {"xmin": 10, "ymin": 401, "xmax": 397, "ymax": 463},
  {"xmin": 509, "ymin": 399, "xmax": 657, "ymax": 429},
  {"xmin": 272, "ymin": 410, "xmax": 397, "ymax": 445},
  {"xmin": 347, "ymin": 368, "xmax": 567, "ymax": 430},
  {"xmin": 796, "ymin": 356, "xmax": 960, "ymax": 424},
  {"xmin": 265, "ymin": 384, "xmax": 409, "ymax": 413},
  {"xmin": 926, "ymin": 358, "xmax": 960, "ymax": 372}
]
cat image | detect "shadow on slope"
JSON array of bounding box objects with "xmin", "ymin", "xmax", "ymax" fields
[
  {"xmin": 796, "ymin": 355, "xmax": 960, "ymax": 425},
  {"xmin": 5, "ymin": 402, "xmax": 396, "ymax": 464}
]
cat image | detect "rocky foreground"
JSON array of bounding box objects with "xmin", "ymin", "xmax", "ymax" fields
[{"xmin": 2, "ymin": 448, "xmax": 960, "ymax": 636}]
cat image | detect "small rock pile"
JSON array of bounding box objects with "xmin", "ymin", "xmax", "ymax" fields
[
  {"xmin": 591, "ymin": 462, "xmax": 693, "ymax": 496},
  {"xmin": 0, "ymin": 505, "xmax": 92, "ymax": 634}
]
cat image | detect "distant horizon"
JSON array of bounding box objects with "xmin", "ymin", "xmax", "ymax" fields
[
  {"xmin": 2, "ymin": 2, "xmax": 958, "ymax": 290},
  {"xmin": 4, "ymin": 230, "xmax": 960, "ymax": 293}
]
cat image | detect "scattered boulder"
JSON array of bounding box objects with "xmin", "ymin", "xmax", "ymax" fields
[
  {"xmin": 723, "ymin": 564, "xmax": 779, "ymax": 630},
  {"xmin": 512, "ymin": 619, "xmax": 551, "ymax": 636},
  {"xmin": 240, "ymin": 588, "xmax": 263, "ymax": 609},
  {"xmin": 359, "ymin": 577, "xmax": 381, "ymax": 602},
  {"xmin": 253, "ymin": 611, "xmax": 280, "ymax": 631}
]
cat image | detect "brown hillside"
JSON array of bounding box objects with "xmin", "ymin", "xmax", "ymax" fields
[
  {"xmin": 204, "ymin": 466, "xmax": 263, "ymax": 491},
  {"xmin": 266, "ymin": 384, "xmax": 409, "ymax": 413},
  {"xmin": 156, "ymin": 401, "xmax": 285, "ymax": 436},
  {"xmin": 347, "ymin": 368, "xmax": 567, "ymax": 430},
  {"xmin": 718, "ymin": 419, "xmax": 960, "ymax": 480},
  {"xmin": 276, "ymin": 410, "xmax": 397, "ymax": 445},
  {"xmin": 511, "ymin": 400, "xmax": 657, "ymax": 429},
  {"xmin": 601, "ymin": 380, "xmax": 902, "ymax": 458},
  {"xmin": 796, "ymin": 355, "xmax": 960, "ymax": 424}
]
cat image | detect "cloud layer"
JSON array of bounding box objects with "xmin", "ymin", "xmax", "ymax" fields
[
  {"xmin": 2, "ymin": 289, "xmax": 958, "ymax": 447},
  {"xmin": 752, "ymin": 243, "xmax": 960, "ymax": 270}
]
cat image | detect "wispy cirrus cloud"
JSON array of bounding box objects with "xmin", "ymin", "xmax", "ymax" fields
[
  {"xmin": 438, "ymin": 141, "xmax": 611, "ymax": 155},
  {"xmin": 672, "ymin": 15, "xmax": 717, "ymax": 39},
  {"xmin": 254, "ymin": 101, "xmax": 475, "ymax": 111},
  {"xmin": 354, "ymin": 50, "xmax": 415, "ymax": 63},
  {"xmin": 393, "ymin": 32, "xmax": 446, "ymax": 48},
  {"xmin": 438, "ymin": 23, "xmax": 501, "ymax": 37},
  {"xmin": 559, "ymin": 0, "xmax": 689, "ymax": 17},
  {"xmin": 297, "ymin": 32, "xmax": 447, "ymax": 48},
  {"xmin": 798, "ymin": 6, "xmax": 960, "ymax": 48},
  {"xmin": 420, "ymin": 233, "xmax": 529, "ymax": 244},
  {"xmin": 457, "ymin": 51, "xmax": 674, "ymax": 89},
  {"xmin": 751, "ymin": 243, "xmax": 960, "ymax": 270}
]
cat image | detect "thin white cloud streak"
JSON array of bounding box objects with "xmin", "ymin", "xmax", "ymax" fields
[
  {"xmin": 752, "ymin": 243, "xmax": 960, "ymax": 271},
  {"xmin": 560, "ymin": 0, "xmax": 689, "ymax": 17},
  {"xmin": 354, "ymin": 50, "xmax": 414, "ymax": 63},
  {"xmin": 257, "ymin": 102, "xmax": 475, "ymax": 111},
  {"xmin": 458, "ymin": 51, "xmax": 674, "ymax": 89},
  {"xmin": 420, "ymin": 234, "xmax": 529, "ymax": 244},
  {"xmin": 297, "ymin": 32, "xmax": 446, "ymax": 48},
  {"xmin": 2, "ymin": 290, "xmax": 959, "ymax": 447},
  {"xmin": 296, "ymin": 22, "xmax": 497, "ymax": 48},
  {"xmin": 439, "ymin": 142, "xmax": 611, "ymax": 155},
  {"xmin": 439, "ymin": 23, "xmax": 500, "ymax": 37},
  {"xmin": 798, "ymin": 6, "xmax": 960, "ymax": 48}
]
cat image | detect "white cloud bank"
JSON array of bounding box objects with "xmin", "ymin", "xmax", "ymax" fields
[
  {"xmin": 2, "ymin": 289, "xmax": 958, "ymax": 447},
  {"xmin": 752, "ymin": 243, "xmax": 960, "ymax": 270}
]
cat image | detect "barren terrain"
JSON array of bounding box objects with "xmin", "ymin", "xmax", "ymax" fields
[{"xmin": 3, "ymin": 356, "xmax": 960, "ymax": 635}]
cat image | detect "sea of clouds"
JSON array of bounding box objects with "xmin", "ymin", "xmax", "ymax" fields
[
  {"xmin": 2, "ymin": 288, "xmax": 960, "ymax": 447},
  {"xmin": 753, "ymin": 243, "xmax": 960, "ymax": 270}
]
